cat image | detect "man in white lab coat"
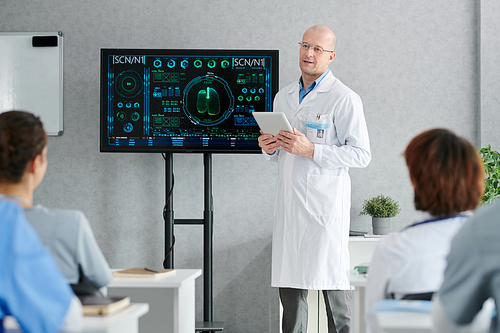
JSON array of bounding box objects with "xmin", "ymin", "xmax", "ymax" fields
[{"xmin": 258, "ymin": 25, "xmax": 371, "ymax": 333}]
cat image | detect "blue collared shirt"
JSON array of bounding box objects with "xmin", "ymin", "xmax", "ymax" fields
[
  {"xmin": 299, "ymin": 69, "xmax": 329, "ymax": 103},
  {"xmin": 0, "ymin": 199, "xmax": 73, "ymax": 333}
]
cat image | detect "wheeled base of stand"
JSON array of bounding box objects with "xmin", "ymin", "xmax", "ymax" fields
[{"xmin": 195, "ymin": 321, "xmax": 225, "ymax": 332}]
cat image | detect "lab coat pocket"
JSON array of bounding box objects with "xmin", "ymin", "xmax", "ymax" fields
[{"xmin": 305, "ymin": 174, "xmax": 342, "ymax": 217}]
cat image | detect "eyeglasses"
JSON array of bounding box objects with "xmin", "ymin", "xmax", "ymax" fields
[{"xmin": 298, "ymin": 42, "xmax": 334, "ymax": 54}]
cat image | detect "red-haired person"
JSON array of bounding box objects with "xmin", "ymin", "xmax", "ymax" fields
[{"xmin": 364, "ymin": 128, "xmax": 484, "ymax": 333}]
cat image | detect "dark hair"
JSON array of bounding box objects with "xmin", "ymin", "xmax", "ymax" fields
[
  {"xmin": 0, "ymin": 110, "xmax": 47, "ymax": 183},
  {"xmin": 404, "ymin": 128, "xmax": 484, "ymax": 216}
]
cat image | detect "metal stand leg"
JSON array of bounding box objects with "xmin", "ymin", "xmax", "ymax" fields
[{"xmin": 163, "ymin": 153, "xmax": 224, "ymax": 332}]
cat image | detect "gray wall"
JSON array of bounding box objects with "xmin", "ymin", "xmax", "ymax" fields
[
  {"xmin": 481, "ymin": 0, "xmax": 500, "ymax": 150},
  {"xmin": 1, "ymin": 0, "xmax": 499, "ymax": 332}
]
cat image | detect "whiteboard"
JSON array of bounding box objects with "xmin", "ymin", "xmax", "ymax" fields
[{"xmin": 0, "ymin": 32, "xmax": 63, "ymax": 136}]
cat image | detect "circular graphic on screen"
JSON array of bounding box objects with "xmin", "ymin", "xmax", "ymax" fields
[
  {"xmin": 123, "ymin": 123, "xmax": 134, "ymax": 133},
  {"xmin": 116, "ymin": 111, "xmax": 127, "ymax": 121},
  {"xmin": 183, "ymin": 75, "xmax": 234, "ymax": 126},
  {"xmin": 115, "ymin": 70, "xmax": 143, "ymax": 98},
  {"xmin": 131, "ymin": 112, "xmax": 140, "ymax": 122}
]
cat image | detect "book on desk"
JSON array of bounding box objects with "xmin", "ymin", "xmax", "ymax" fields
[
  {"xmin": 78, "ymin": 295, "xmax": 130, "ymax": 316},
  {"xmin": 113, "ymin": 267, "xmax": 176, "ymax": 278}
]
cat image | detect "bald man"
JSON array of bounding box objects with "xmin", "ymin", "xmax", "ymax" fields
[{"xmin": 258, "ymin": 25, "xmax": 371, "ymax": 333}]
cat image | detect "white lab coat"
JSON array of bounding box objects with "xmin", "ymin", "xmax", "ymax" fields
[
  {"xmin": 265, "ymin": 71, "xmax": 371, "ymax": 290},
  {"xmin": 364, "ymin": 212, "xmax": 471, "ymax": 333}
]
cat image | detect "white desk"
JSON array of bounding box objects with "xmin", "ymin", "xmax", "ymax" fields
[
  {"xmin": 375, "ymin": 312, "xmax": 432, "ymax": 333},
  {"xmin": 4, "ymin": 303, "xmax": 149, "ymax": 333},
  {"xmin": 82, "ymin": 303, "xmax": 149, "ymax": 333},
  {"xmin": 348, "ymin": 236, "xmax": 381, "ymax": 270},
  {"xmin": 350, "ymin": 273, "xmax": 369, "ymax": 333},
  {"xmin": 374, "ymin": 298, "xmax": 495, "ymax": 333},
  {"xmin": 349, "ymin": 236, "xmax": 380, "ymax": 333},
  {"xmin": 107, "ymin": 269, "xmax": 202, "ymax": 333}
]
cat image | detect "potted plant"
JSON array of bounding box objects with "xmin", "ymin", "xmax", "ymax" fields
[
  {"xmin": 359, "ymin": 195, "xmax": 401, "ymax": 235},
  {"xmin": 479, "ymin": 145, "xmax": 500, "ymax": 205}
]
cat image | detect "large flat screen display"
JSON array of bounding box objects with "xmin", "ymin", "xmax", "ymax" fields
[{"xmin": 100, "ymin": 49, "xmax": 278, "ymax": 153}]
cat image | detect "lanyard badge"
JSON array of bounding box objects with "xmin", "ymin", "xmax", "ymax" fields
[{"xmin": 306, "ymin": 113, "xmax": 329, "ymax": 144}]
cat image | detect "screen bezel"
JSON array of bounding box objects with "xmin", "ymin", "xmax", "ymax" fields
[{"xmin": 100, "ymin": 48, "xmax": 279, "ymax": 154}]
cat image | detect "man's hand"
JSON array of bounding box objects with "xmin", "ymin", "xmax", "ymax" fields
[
  {"xmin": 277, "ymin": 128, "xmax": 314, "ymax": 158},
  {"xmin": 258, "ymin": 132, "xmax": 281, "ymax": 155}
]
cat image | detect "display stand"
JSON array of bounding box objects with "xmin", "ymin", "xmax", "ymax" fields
[{"xmin": 163, "ymin": 152, "xmax": 224, "ymax": 332}]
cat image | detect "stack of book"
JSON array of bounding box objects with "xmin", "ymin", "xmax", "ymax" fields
[
  {"xmin": 78, "ymin": 295, "xmax": 130, "ymax": 316},
  {"xmin": 113, "ymin": 267, "xmax": 176, "ymax": 278}
]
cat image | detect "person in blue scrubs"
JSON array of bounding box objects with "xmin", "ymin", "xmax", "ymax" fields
[
  {"xmin": 0, "ymin": 199, "xmax": 82, "ymax": 333},
  {"xmin": 0, "ymin": 110, "xmax": 111, "ymax": 293},
  {"xmin": 0, "ymin": 110, "xmax": 82, "ymax": 332}
]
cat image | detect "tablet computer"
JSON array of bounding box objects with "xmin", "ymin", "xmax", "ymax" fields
[{"xmin": 252, "ymin": 112, "xmax": 293, "ymax": 136}]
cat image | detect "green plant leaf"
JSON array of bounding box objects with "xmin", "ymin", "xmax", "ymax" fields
[
  {"xmin": 359, "ymin": 194, "xmax": 401, "ymax": 218},
  {"xmin": 480, "ymin": 145, "xmax": 500, "ymax": 205}
]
